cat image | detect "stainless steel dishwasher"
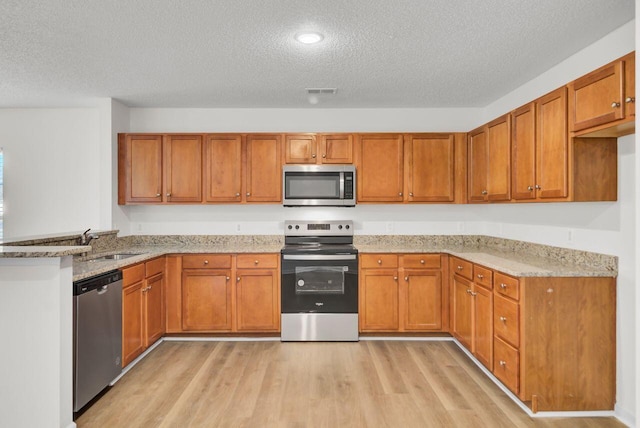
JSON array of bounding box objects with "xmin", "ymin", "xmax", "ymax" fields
[{"xmin": 73, "ymin": 270, "xmax": 123, "ymax": 412}]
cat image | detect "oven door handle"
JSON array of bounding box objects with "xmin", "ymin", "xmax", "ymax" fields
[{"xmin": 282, "ymin": 254, "xmax": 357, "ymax": 261}]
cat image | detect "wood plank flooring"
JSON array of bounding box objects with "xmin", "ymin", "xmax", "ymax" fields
[{"xmin": 76, "ymin": 340, "xmax": 625, "ymax": 428}]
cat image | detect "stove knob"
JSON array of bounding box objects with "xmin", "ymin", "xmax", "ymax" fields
[
  {"xmin": 345, "ymin": 225, "xmax": 350, "ymax": 230},
  {"xmin": 338, "ymin": 225, "xmax": 343, "ymax": 230},
  {"xmin": 287, "ymin": 225, "xmax": 292, "ymax": 230},
  {"xmin": 295, "ymin": 225, "xmax": 300, "ymax": 230}
]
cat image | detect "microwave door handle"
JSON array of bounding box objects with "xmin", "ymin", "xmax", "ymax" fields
[{"xmin": 339, "ymin": 173, "xmax": 345, "ymax": 199}]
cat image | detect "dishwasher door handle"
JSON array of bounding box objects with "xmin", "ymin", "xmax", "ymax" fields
[{"xmin": 96, "ymin": 285, "xmax": 108, "ymax": 295}]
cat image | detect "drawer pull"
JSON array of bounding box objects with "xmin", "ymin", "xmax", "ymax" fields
[
  {"xmin": 500, "ymin": 283, "xmax": 507, "ymax": 289},
  {"xmin": 477, "ymin": 274, "xmax": 484, "ymax": 279},
  {"xmin": 420, "ymin": 259, "xmax": 425, "ymax": 264},
  {"xmin": 500, "ymin": 316, "xmax": 507, "ymax": 322},
  {"xmin": 499, "ymin": 360, "xmax": 507, "ymax": 367},
  {"xmin": 457, "ymin": 265, "xmax": 463, "ymax": 270},
  {"xmin": 377, "ymin": 259, "xmax": 382, "ymax": 265},
  {"xmin": 204, "ymin": 260, "xmax": 209, "ymax": 265},
  {"xmin": 254, "ymin": 260, "xmax": 259, "ymax": 265}
]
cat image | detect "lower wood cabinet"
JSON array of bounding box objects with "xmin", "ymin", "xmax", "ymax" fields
[
  {"xmin": 166, "ymin": 253, "xmax": 280, "ymax": 333},
  {"xmin": 121, "ymin": 257, "xmax": 165, "ymax": 367},
  {"xmin": 359, "ymin": 253, "xmax": 447, "ymax": 333},
  {"xmin": 450, "ymin": 256, "xmax": 616, "ymax": 412}
]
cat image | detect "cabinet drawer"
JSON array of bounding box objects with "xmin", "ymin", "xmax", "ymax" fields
[
  {"xmin": 451, "ymin": 257, "xmax": 472, "ymax": 280},
  {"xmin": 493, "ymin": 337, "xmax": 519, "ymax": 395},
  {"xmin": 122, "ymin": 263, "xmax": 145, "ymax": 287},
  {"xmin": 237, "ymin": 253, "xmax": 279, "ymax": 269},
  {"xmin": 145, "ymin": 257, "xmax": 164, "ymax": 278},
  {"xmin": 473, "ymin": 265, "xmax": 493, "ymax": 289},
  {"xmin": 494, "ymin": 294, "xmax": 519, "ymax": 347},
  {"xmin": 402, "ymin": 254, "xmax": 440, "ymax": 269},
  {"xmin": 494, "ymin": 272, "xmax": 520, "ymax": 300},
  {"xmin": 182, "ymin": 254, "xmax": 232, "ymax": 269},
  {"xmin": 361, "ymin": 254, "xmax": 399, "ymax": 269}
]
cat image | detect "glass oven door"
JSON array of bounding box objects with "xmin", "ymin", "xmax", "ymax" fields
[{"xmin": 281, "ymin": 254, "xmax": 358, "ymax": 313}]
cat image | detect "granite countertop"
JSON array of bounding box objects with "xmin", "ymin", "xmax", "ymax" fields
[{"xmin": 0, "ymin": 245, "xmax": 90, "ymax": 258}]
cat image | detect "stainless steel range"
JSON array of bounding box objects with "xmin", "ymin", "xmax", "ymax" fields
[{"xmin": 281, "ymin": 220, "xmax": 358, "ymax": 341}]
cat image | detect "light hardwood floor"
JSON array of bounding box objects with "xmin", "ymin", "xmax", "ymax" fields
[{"xmin": 76, "ymin": 340, "xmax": 625, "ymax": 428}]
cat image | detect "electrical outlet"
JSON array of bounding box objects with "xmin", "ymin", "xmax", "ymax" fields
[{"xmin": 236, "ymin": 223, "xmax": 241, "ymax": 232}]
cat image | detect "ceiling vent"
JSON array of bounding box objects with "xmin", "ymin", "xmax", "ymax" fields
[{"xmin": 306, "ymin": 88, "xmax": 337, "ymax": 95}]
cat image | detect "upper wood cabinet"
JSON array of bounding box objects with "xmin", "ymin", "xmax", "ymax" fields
[
  {"xmin": 204, "ymin": 134, "xmax": 242, "ymax": 203},
  {"xmin": 569, "ymin": 52, "xmax": 635, "ymax": 136},
  {"xmin": 356, "ymin": 134, "xmax": 404, "ymax": 202},
  {"xmin": 404, "ymin": 134, "xmax": 455, "ymax": 202},
  {"xmin": 163, "ymin": 135, "xmax": 203, "ymax": 203},
  {"xmin": 119, "ymin": 134, "xmax": 202, "ymax": 204},
  {"xmin": 468, "ymin": 114, "xmax": 511, "ymax": 202},
  {"xmin": 511, "ymin": 102, "xmax": 537, "ymax": 200},
  {"xmin": 284, "ymin": 133, "xmax": 353, "ymax": 164},
  {"xmin": 245, "ymin": 134, "xmax": 282, "ymax": 202}
]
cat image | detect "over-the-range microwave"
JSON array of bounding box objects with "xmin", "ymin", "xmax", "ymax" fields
[{"xmin": 283, "ymin": 165, "xmax": 356, "ymax": 207}]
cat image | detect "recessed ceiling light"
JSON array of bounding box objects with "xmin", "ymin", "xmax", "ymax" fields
[{"xmin": 296, "ymin": 32, "xmax": 323, "ymax": 44}]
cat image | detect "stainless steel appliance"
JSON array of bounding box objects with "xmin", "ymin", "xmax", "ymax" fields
[
  {"xmin": 283, "ymin": 165, "xmax": 356, "ymax": 206},
  {"xmin": 73, "ymin": 270, "xmax": 123, "ymax": 412},
  {"xmin": 281, "ymin": 220, "xmax": 358, "ymax": 341}
]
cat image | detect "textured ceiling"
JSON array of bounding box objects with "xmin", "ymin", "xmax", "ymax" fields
[{"xmin": 0, "ymin": 0, "xmax": 635, "ymax": 108}]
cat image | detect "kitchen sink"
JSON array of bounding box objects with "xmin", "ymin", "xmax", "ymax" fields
[{"xmin": 88, "ymin": 253, "xmax": 139, "ymax": 262}]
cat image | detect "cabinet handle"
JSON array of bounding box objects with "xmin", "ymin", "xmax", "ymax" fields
[
  {"xmin": 322, "ymin": 154, "xmax": 326, "ymax": 158},
  {"xmin": 312, "ymin": 154, "xmax": 316, "ymax": 158},
  {"xmin": 499, "ymin": 360, "xmax": 507, "ymax": 367},
  {"xmin": 166, "ymin": 193, "xmax": 171, "ymax": 197},
  {"xmin": 393, "ymin": 276, "xmax": 398, "ymax": 281},
  {"xmin": 527, "ymin": 186, "xmax": 533, "ymax": 191},
  {"xmin": 500, "ymin": 283, "xmax": 507, "ymax": 289},
  {"xmin": 625, "ymin": 97, "xmax": 635, "ymax": 103},
  {"xmin": 404, "ymin": 276, "xmax": 409, "ymax": 281},
  {"xmin": 477, "ymin": 274, "xmax": 484, "ymax": 279},
  {"xmin": 535, "ymin": 185, "xmax": 541, "ymax": 190},
  {"xmin": 398, "ymin": 192, "xmax": 403, "ymax": 196},
  {"xmin": 204, "ymin": 260, "xmax": 209, "ymax": 265},
  {"xmin": 420, "ymin": 259, "xmax": 425, "ymax": 264},
  {"xmin": 254, "ymin": 260, "xmax": 259, "ymax": 265},
  {"xmin": 409, "ymin": 192, "xmax": 414, "ymax": 197},
  {"xmin": 481, "ymin": 190, "xmax": 487, "ymax": 195},
  {"xmin": 377, "ymin": 259, "xmax": 382, "ymax": 265},
  {"xmin": 470, "ymin": 291, "xmax": 477, "ymax": 297},
  {"xmin": 235, "ymin": 192, "xmax": 240, "ymax": 197},
  {"xmin": 226, "ymin": 276, "xmax": 230, "ymax": 280},
  {"xmin": 466, "ymin": 289, "xmax": 472, "ymax": 294},
  {"xmin": 237, "ymin": 277, "xmax": 240, "ymax": 282},
  {"xmin": 156, "ymin": 193, "xmax": 161, "ymax": 197},
  {"xmin": 500, "ymin": 316, "xmax": 507, "ymax": 322},
  {"xmin": 611, "ymin": 102, "xmax": 621, "ymax": 108},
  {"xmin": 246, "ymin": 192, "xmax": 251, "ymax": 196},
  {"xmin": 457, "ymin": 265, "xmax": 463, "ymax": 270}
]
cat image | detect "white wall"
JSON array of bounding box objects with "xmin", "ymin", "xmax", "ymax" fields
[{"xmin": 0, "ymin": 108, "xmax": 102, "ymax": 239}]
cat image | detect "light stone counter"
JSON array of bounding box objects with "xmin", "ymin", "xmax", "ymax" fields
[{"xmin": 0, "ymin": 245, "xmax": 89, "ymax": 258}]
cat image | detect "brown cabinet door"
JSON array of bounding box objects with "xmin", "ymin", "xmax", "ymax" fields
[
  {"xmin": 486, "ymin": 114, "xmax": 511, "ymax": 201},
  {"xmin": 120, "ymin": 134, "xmax": 163, "ymax": 204},
  {"xmin": 569, "ymin": 61, "xmax": 624, "ymax": 132},
  {"xmin": 511, "ymin": 103, "xmax": 537, "ymax": 200},
  {"xmin": 204, "ymin": 134, "xmax": 242, "ymax": 202},
  {"xmin": 359, "ymin": 269, "xmax": 399, "ymax": 331},
  {"xmin": 473, "ymin": 284, "xmax": 493, "ymax": 370},
  {"xmin": 181, "ymin": 269, "xmax": 233, "ymax": 331},
  {"xmin": 235, "ymin": 269, "xmax": 280, "ymax": 331},
  {"xmin": 319, "ymin": 134, "xmax": 353, "ymax": 164},
  {"xmin": 624, "ymin": 52, "xmax": 635, "ymax": 118},
  {"xmin": 122, "ymin": 281, "xmax": 144, "ymax": 367},
  {"xmin": 451, "ymin": 274, "xmax": 472, "ymax": 348},
  {"xmin": 467, "ymin": 127, "xmax": 488, "ymax": 202},
  {"xmin": 356, "ymin": 134, "xmax": 404, "ymax": 202},
  {"xmin": 536, "ymin": 87, "xmax": 569, "ymax": 199},
  {"xmin": 285, "ymin": 134, "xmax": 317, "ymax": 164},
  {"xmin": 402, "ymin": 269, "xmax": 442, "ymax": 330},
  {"xmin": 246, "ymin": 134, "xmax": 282, "ymax": 202},
  {"xmin": 405, "ymin": 134, "xmax": 455, "ymax": 202},
  {"xmin": 144, "ymin": 273, "xmax": 164, "ymax": 346},
  {"xmin": 163, "ymin": 135, "xmax": 203, "ymax": 202}
]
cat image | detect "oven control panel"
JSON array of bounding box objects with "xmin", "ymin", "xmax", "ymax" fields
[{"xmin": 284, "ymin": 220, "xmax": 353, "ymax": 236}]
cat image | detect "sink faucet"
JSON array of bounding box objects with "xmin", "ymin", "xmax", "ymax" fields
[{"xmin": 77, "ymin": 229, "xmax": 100, "ymax": 246}]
